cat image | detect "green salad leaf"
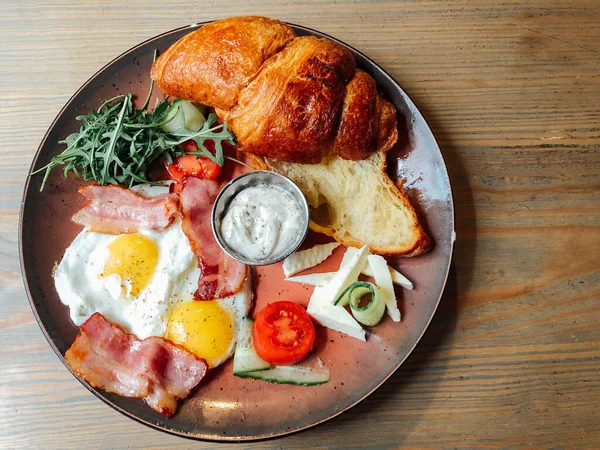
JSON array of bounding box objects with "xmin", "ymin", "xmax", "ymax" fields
[{"xmin": 33, "ymin": 84, "xmax": 236, "ymax": 191}]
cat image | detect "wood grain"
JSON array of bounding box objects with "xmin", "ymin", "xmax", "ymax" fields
[{"xmin": 1, "ymin": 0, "xmax": 599, "ymax": 448}]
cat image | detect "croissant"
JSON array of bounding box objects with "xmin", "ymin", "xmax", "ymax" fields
[{"xmin": 151, "ymin": 16, "xmax": 398, "ymax": 163}]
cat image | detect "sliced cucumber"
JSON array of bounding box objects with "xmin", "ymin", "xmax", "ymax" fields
[
  {"xmin": 335, "ymin": 281, "xmax": 385, "ymax": 327},
  {"xmin": 235, "ymin": 364, "xmax": 330, "ymax": 386},
  {"xmin": 161, "ymin": 99, "xmax": 207, "ymax": 133},
  {"xmin": 233, "ymin": 318, "xmax": 329, "ymax": 385},
  {"xmin": 232, "ymin": 318, "xmax": 271, "ymax": 374}
]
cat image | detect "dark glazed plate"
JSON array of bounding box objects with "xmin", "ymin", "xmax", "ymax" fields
[{"xmin": 20, "ymin": 22, "xmax": 455, "ymax": 441}]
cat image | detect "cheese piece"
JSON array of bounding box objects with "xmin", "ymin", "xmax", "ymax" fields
[
  {"xmin": 282, "ymin": 243, "xmax": 340, "ymax": 277},
  {"xmin": 362, "ymin": 261, "xmax": 413, "ymax": 290},
  {"xmin": 307, "ymin": 285, "xmax": 366, "ymax": 341},
  {"xmin": 368, "ymin": 254, "xmax": 400, "ymax": 322},
  {"xmin": 285, "ymin": 273, "xmax": 334, "ymax": 286},
  {"xmin": 339, "ymin": 245, "xmax": 358, "ymax": 267},
  {"xmin": 319, "ymin": 246, "xmax": 369, "ymax": 305},
  {"xmin": 286, "ymin": 246, "xmax": 413, "ymax": 291},
  {"xmin": 342, "ymin": 247, "xmax": 413, "ymax": 290}
]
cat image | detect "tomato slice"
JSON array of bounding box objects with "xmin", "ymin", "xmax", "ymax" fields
[
  {"xmin": 164, "ymin": 140, "xmax": 221, "ymax": 181},
  {"xmin": 179, "ymin": 139, "xmax": 198, "ymax": 153},
  {"xmin": 253, "ymin": 301, "xmax": 315, "ymax": 365}
]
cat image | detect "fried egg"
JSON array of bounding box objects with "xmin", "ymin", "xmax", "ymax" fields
[
  {"xmin": 165, "ymin": 277, "xmax": 252, "ymax": 368},
  {"xmin": 55, "ymin": 183, "xmax": 253, "ymax": 369},
  {"xmin": 54, "ymin": 217, "xmax": 199, "ymax": 339}
]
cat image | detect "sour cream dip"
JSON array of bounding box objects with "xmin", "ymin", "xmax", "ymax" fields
[{"xmin": 220, "ymin": 183, "xmax": 304, "ymax": 262}]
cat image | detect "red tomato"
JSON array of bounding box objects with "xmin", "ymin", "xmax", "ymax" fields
[
  {"xmin": 165, "ymin": 154, "xmax": 221, "ymax": 181},
  {"xmin": 253, "ymin": 301, "xmax": 315, "ymax": 365},
  {"xmin": 164, "ymin": 139, "xmax": 221, "ymax": 181},
  {"xmin": 179, "ymin": 139, "xmax": 198, "ymax": 153}
]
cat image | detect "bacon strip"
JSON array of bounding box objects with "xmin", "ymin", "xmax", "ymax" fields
[
  {"xmin": 72, "ymin": 185, "xmax": 179, "ymax": 234},
  {"xmin": 179, "ymin": 177, "xmax": 248, "ymax": 299},
  {"xmin": 65, "ymin": 313, "xmax": 207, "ymax": 417}
]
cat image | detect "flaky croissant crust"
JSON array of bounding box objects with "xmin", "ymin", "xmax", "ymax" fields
[{"xmin": 151, "ymin": 16, "xmax": 398, "ymax": 163}]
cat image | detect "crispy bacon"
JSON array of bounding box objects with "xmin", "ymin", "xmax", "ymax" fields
[
  {"xmin": 65, "ymin": 313, "xmax": 207, "ymax": 417},
  {"xmin": 72, "ymin": 185, "xmax": 179, "ymax": 234},
  {"xmin": 179, "ymin": 177, "xmax": 248, "ymax": 299}
]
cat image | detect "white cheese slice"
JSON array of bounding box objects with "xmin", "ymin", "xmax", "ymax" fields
[
  {"xmin": 342, "ymin": 247, "xmax": 413, "ymax": 290},
  {"xmin": 320, "ymin": 246, "xmax": 370, "ymax": 305},
  {"xmin": 368, "ymin": 254, "xmax": 401, "ymax": 322},
  {"xmin": 339, "ymin": 245, "xmax": 358, "ymax": 267},
  {"xmin": 282, "ymin": 243, "xmax": 340, "ymax": 278},
  {"xmin": 285, "ymin": 272, "xmax": 334, "ymax": 286},
  {"xmin": 307, "ymin": 285, "xmax": 366, "ymax": 341},
  {"xmin": 362, "ymin": 262, "xmax": 413, "ymax": 290},
  {"xmin": 286, "ymin": 266, "xmax": 412, "ymax": 290}
]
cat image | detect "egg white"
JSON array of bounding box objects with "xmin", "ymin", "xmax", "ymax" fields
[
  {"xmin": 54, "ymin": 217, "xmax": 199, "ymax": 339},
  {"xmin": 209, "ymin": 276, "xmax": 253, "ymax": 368}
]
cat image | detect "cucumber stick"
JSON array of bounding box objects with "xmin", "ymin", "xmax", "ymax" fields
[
  {"xmin": 232, "ymin": 318, "xmax": 271, "ymax": 374},
  {"xmin": 236, "ymin": 364, "xmax": 330, "ymax": 386},
  {"xmin": 233, "ymin": 317, "xmax": 329, "ymax": 385}
]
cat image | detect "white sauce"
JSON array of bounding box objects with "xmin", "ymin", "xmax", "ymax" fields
[{"xmin": 220, "ymin": 184, "xmax": 304, "ymax": 261}]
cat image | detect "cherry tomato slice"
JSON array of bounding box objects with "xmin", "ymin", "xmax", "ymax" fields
[
  {"xmin": 179, "ymin": 139, "xmax": 199, "ymax": 153},
  {"xmin": 253, "ymin": 301, "xmax": 315, "ymax": 366},
  {"xmin": 164, "ymin": 142, "xmax": 221, "ymax": 182}
]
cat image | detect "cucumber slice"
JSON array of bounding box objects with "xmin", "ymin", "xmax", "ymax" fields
[
  {"xmin": 335, "ymin": 281, "xmax": 385, "ymax": 327},
  {"xmin": 235, "ymin": 364, "xmax": 330, "ymax": 386},
  {"xmin": 232, "ymin": 318, "xmax": 271, "ymax": 374},
  {"xmin": 161, "ymin": 99, "xmax": 207, "ymax": 133},
  {"xmin": 233, "ymin": 318, "xmax": 329, "ymax": 385}
]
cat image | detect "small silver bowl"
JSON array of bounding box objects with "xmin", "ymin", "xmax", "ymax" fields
[{"xmin": 212, "ymin": 171, "xmax": 310, "ymax": 266}]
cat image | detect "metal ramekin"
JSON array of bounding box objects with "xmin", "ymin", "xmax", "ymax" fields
[{"xmin": 211, "ymin": 171, "xmax": 310, "ymax": 266}]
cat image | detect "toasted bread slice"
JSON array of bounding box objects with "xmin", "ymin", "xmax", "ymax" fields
[{"xmin": 249, "ymin": 151, "xmax": 431, "ymax": 256}]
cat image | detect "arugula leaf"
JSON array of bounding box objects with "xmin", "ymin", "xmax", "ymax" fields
[{"xmin": 33, "ymin": 86, "xmax": 236, "ymax": 191}]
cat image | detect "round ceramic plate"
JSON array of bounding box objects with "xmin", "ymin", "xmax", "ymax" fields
[{"xmin": 20, "ymin": 22, "xmax": 454, "ymax": 441}]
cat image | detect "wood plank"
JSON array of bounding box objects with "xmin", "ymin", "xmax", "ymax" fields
[{"xmin": 0, "ymin": 0, "xmax": 598, "ymax": 447}]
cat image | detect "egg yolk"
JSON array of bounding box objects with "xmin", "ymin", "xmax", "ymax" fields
[
  {"xmin": 103, "ymin": 234, "xmax": 158, "ymax": 297},
  {"xmin": 166, "ymin": 301, "xmax": 233, "ymax": 368}
]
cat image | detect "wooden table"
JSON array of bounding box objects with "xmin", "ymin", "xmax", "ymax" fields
[{"xmin": 1, "ymin": 1, "xmax": 598, "ymax": 448}]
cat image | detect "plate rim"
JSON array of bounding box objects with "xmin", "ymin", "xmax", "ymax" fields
[{"xmin": 19, "ymin": 21, "xmax": 456, "ymax": 442}]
